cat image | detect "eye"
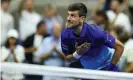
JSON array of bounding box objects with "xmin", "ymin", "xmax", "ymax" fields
[{"xmin": 71, "ymin": 14, "xmax": 76, "ymax": 17}]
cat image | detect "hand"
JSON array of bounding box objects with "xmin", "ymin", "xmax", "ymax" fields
[
  {"xmin": 10, "ymin": 45, "xmax": 15, "ymax": 53},
  {"xmin": 106, "ymin": 63, "xmax": 116, "ymax": 71},
  {"xmin": 51, "ymin": 44, "xmax": 57, "ymax": 52},
  {"xmin": 30, "ymin": 47, "xmax": 37, "ymax": 52},
  {"xmin": 76, "ymin": 42, "xmax": 91, "ymax": 55}
]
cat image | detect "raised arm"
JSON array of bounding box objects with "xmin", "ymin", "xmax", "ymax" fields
[{"xmin": 61, "ymin": 34, "xmax": 90, "ymax": 63}]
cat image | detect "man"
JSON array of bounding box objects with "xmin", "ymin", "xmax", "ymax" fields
[
  {"xmin": 39, "ymin": 22, "xmax": 65, "ymax": 80},
  {"xmin": 23, "ymin": 21, "xmax": 49, "ymax": 80},
  {"xmin": 61, "ymin": 3, "xmax": 124, "ymax": 72},
  {"xmin": 93, "ymin": 10, "xmax": 110, "ymax": 31},
  {"xmin": 114, "ymin": 27, "xmax": 133, "ymax": 73},
  {"xmin": 1, "ymin": 0, "xmax": 14, "ymax": 45},
  {"xmin": 106, "ymin": 0, "xmax": 131, "ymax": 32},
  {"xmin": 18, "ymin": 0, "xmax": 41, "ymax": 41},
  {"xmin": 43, "ymin": 4, "xmax": 63, "ymax": 35}
]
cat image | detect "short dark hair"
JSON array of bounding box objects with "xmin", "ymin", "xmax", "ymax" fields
[
  {"xmin": 1, "ymin": 0, "xmax": 11, "ymax": 3},
  {"xmin": 95, "ymin": 10, "xmax": 109, "ymax": 21},
  {"xmin": 68, "ymin": 3, "xmax": 87, "ymax": 17},
  {"xmin": 113, "ymin": 26, "xmax": 130, "ymax": 43},
  {"xmin": 36, "ymin": 20, "xmax": 45, "ymax": 29},
  {"xmin": 112, "ymin": 0, "xmax": 123, "ymax": 4}
]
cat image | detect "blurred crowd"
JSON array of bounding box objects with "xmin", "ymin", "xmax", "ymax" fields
[{"xmin": 0, "ymin": 0, "xmax": 133, "ymax": 80}]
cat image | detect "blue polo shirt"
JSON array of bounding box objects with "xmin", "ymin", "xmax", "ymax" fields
[{"xmin": 61, "ymin": 23, "xmax": 115, "ymax": 70}]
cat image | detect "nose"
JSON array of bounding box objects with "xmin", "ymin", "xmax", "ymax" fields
[{"xmin": 67, "ymin": 15, "xmax": 71, "ymax": 21}]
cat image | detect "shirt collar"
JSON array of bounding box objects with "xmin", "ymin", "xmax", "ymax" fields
[
  {"xmin": 51, "ymin": 36, "xmax": 61, "ymax": 43},
  {"xmin": 80, "ymin": 22, "xmax": 86, "ymax": 38},
  {"xmin": 71, "ymin": 22, "xmax": 86, "ymax": 38}
]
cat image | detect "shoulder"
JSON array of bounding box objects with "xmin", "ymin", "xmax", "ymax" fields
[
  {"xmin": 6, "ymin": 13, "xmax": 14, "ymax": 21},
  {"xmin": 16, "ymin": 45, "xmax": 24, "ymax": 51},
  {"xmin": 119, "ymin": 13, "xmax": 129, "ymax": 19},
  {"xmin": 42, "ymin": 36, "xmax": 52, "ymax": 43},
  {"xmin": 1, "ymin": 46, "xmax": 8, "ymax": 51},
  {"xmin": 61, "ymin": 28, "xmax": 72, "ymax": 39},
  {"xmin": 25, "ymin": 34, "xmax": 35, "ymax": 41},
  {"xmin": 125, "ymin": 39, "xmax": 133, "ymax": 48},
  {"xmin": 84, "ymin": 23, "xmax": 104, "ymax": 32}
]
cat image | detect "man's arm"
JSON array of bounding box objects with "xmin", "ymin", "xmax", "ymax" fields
[
  {"xmin": 63, "ymin": 42, "xmax": 90, "ymax": 63},
  {"xmin": 24, "ymin": 47, "xmax": 36, "ymax": 53},
  {"xmin": 40, "ymin": 52, "xmax": 52, "ymax": 61},
  {"xmin": 111, "ymin": 39, "xmax": 124, "ymax": 65},
  {"xmin": 55, "ymin": 49, "xmax": 65, "ymax": 59},
  {"xmin": 125, "ymin": 63, "xmax": 133, "ymax": 72}
]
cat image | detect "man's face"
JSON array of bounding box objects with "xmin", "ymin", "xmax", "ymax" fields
[
  {"xmin": 66, "ymin": 11, "xmax": 83, "ymax": 29},
  {"xmin": 25, "ymin": 0, "xmax": 33, "ymax": 10},
  {"xmin": 94, "ymin": 15, "xmax": 104, "ymax": 25},
  {"xmin": 110, "ymin": 0, "xmax": 119, "ymax": 13},
  {"xmin": 53, "ymin": 23, "xmax": 62, "ymax": 38},
  {"xmin": 1, "ymin": 1, "xmax": 10, "ymax": 11},
  {"xmin": 38, "ymin": 24, "xmax": 47, "ymax": 35}
]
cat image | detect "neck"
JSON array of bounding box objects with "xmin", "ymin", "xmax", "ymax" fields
[
  {"xmin": 116, "ymin": 8, "xmax": 120, "ymax": 14},
  {"xmin": 36, "ymin": 31, "xmax": 42, "ymax": 36},
  {"xmin": 73, "ymin": 23, "xmax": 83, "ymax": 36},
  {"xmin": 2, "ymin": 8, "xmax": 8, "ymax": 12},
  {"xmin": 53, "ymin": 36, "xmax": 59, "ymax": 40},
  {"xmin": 27, "ymin": 9, "xmax": 33, "ymax": 13}
]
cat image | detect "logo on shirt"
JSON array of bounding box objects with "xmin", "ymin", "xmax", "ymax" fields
[{"xmin": 62, "ymin": 44, "xmax": 68, "ymax": 50}]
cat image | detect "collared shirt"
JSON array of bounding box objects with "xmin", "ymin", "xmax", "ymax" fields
[
  {"xmin": 44, "ymin": 15, "xmax": 63, "ymax": 35},
  {"xmin": 44, "ymin": 17, "xmax": 58, "ymax": 34},
  {"xmin": 39, "ymin": 36, "xmax": 63, "ymax": 66},
  {"xmin": 61, "ymin": 23, "xmax": 115, "ymax": 69},
  {"xmin": 33, "ymin": 34, "xmax": 43, "ymax": 63},
  {"xmin": 19, "ymin": 10, "xmax": 41, "ymax": 41},
  {"xmin": 119, "ymin": 39, "xmax": 133, "ymax": 72},
  {"xmin": 107, "ymin": 10, "xmax": 131, "ymax": 32}
]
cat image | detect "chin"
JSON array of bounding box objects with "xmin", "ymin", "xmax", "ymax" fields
[{"xmin": 66, "ymin": 26, "xmax": 74, "ymax": 29}]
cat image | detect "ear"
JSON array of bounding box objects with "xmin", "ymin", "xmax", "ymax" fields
[{"xmin": 80, "ymin": 16, "xmax": 85, "ymax": 22}]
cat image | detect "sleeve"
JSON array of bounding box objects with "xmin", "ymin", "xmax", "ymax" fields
[
  {"xmin": 61, "ymin": 33, "xmax": 71, "ymax": 55},
  {"xmin": 127, "ymin": 48, "xmax": 133, "ymax": 63},
  {"xmin": 102, "ymin": 31, "xmax": 116, "ymax": 48},
  {"xmin": 91, "ymin": 25, "xmax": 115, "ymax": 48},
  {"xmin": 124, "ymin": 16, "xmax": 131, "ymax": 32},
  {"xmin": 15, "ymin": 46, "xmax": 25, "ymax": 62},
  {"xmin": 23, "ymin": 36, "xmax": 32, "ymax": 48},
  {"xmin": 1, "ymin": 46, "xmax": 10, "ymax": 61},
  {"xmin": 56, "ymin": 40, "xmax": 62, "ymax": 53}
]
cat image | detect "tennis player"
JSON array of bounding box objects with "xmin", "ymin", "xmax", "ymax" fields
[{"xmin": 61, "ymin": 3, "xmax": 124, "ymax": 71}]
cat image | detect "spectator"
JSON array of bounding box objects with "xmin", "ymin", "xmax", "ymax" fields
[
  {"xmin": 93, "ymin": 10, "xmax": 110, "ymax": 31},
  {"xmin": 117, "ymin": 29, "xmax": 133, "ymax": 73},
  {"xmin": 0, "ymin": 0, "xmax": 14, "ymax": 45},
  {"xmin": 23, "ymin": 20, "xmax": 49, "ymax": 64},
  {"xmin": 123, "ymin": 0, "xmax": 133, "ymax": 38},
  {"xmin": 1, "ymin": 29, "xmax": 25, "ymax": 80},
  {"xmin": 106, "ymin": 0, "xmax": 131, "ymax": 32},
  {"xmin": 123, "ymin": 0, "xmax": 133, "ymax": 17},
  {"xmin": 18, "ymin": 0, "xmax": 41, "ymax": 41},
  {"xmin": 39, "ymin": 22, "xmax": 64, "ymax": 80},
  {"xmin": 43, "ymin": 4, "xmax": 64, "ymax": 34},
  {"xmin": 23, "ymin": 20, "xmax": 49, "ymax": 80},
  {"xmin": 111, "ymin": 26, "xmax": 133, "ymax": 73}
]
